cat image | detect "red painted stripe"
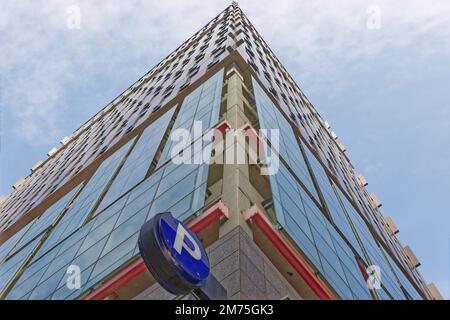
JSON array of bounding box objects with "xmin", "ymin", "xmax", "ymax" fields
[
  {"xmin": 83, "ymin": 258, "xmax": 148, "ymax": 300},
  {"xmin": 355, "ymin": 257, "xmax": 369, "ymax": 282},
  {"xmin": 241, "ymin": 123, "xmax": 265, "ymax": 152},
  {"xmin": 189, "ymin": 201, "xmax": 229, "ymax": 234},
  {"xmin": 83, "ymin": 201, "xmax": 228, "ymax": 300},
  {"xmin": 215, "ymin": 120, "xmax": 231, "ymax": 134},
  {"xmin": 244, "ymin": 205, "xmax": 335, "ymax": 300}
]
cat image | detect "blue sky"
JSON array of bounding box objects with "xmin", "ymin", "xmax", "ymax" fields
[{"xmin": 0, "ymin": 0, "xmax": 449, "ymax": 298}]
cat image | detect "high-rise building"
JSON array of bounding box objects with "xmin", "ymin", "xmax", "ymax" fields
[{"xmin": 0, "ymin": 3, "xmax": 442, "ymax": 300}]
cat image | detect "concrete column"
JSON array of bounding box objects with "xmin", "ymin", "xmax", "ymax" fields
[{"xmin": 219, "ymin": 68, "xmax": 252, "ymax": 238}]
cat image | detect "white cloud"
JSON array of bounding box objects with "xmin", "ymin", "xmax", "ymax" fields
[
  {"xmin": 1, "ymin": 0, "xmax": 449, "ymax": 298},
  {"xmin": 241, "ymin": 0, "xmax": 450, "ymax": 90},
  {"xmin": 0, "ymin": 0, "xmax": 228, "ymax": 145},
  {"xmin": 1, "ymin": 0, "xmax": 449, "ymax": 144}
]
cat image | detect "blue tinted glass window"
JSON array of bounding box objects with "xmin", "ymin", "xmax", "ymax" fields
[
  {"xmin": 4, "ymin": 69, "xmax": 224, "ymax": 300},
  {"xmin": 268, "ymin": 161, "xmax": 371, "ymax": 299},
  {"xmin": 39, "ymin": 140, "xmax": 135, "ymax": 253},
  {"xmin": 252, "ymin": 78, "xmax": 319, "ymax": 201},
  {"xmin": 158, "ymin": 69, "xmax": 224, "ymax": 167},
  {"xmin": 94, "ymin": 108, "xmax": 175, "ymax": 214}
]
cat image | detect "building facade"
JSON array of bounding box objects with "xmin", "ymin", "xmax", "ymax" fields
[{"xmin": 0, "ymin": 3, "xmax": 442, "ymax": 300}]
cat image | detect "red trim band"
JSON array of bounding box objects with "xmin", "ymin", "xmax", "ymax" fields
[
  {"xmin": 215, "ymin": 120, "xmax": 232, "ymax": 134},
  {"xmin": 83, "ymin": 201, "xmax": 229, "ymax": 300},
  {"xmin": 243, "ymin": 205, "xmax": 335, "ymax": 300},
  {"xmin": 241, "ymin": 123, "xmax": 265, "ymax": 152}
]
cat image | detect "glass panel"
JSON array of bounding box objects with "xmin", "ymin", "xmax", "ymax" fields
[
  {"xmin": 37, "ymin": 140, "xmax": 135, "ymax": 255},
  {"xmin": 0, "ymin": 224, "xmax": 32, "ymax": 265},
  {"xmin": 0, "ymin": 185, "xmax": 83, "ymax": 296},
  {"xmin": 252, "ymin": 78, "xmax": 319, "ymax": 201},
  {"xmin": 268, "ymin": 162, "xmax": 372, "ymax": 299},
  {"xmin": 158, "ymin": 69, "xmax": 224, "ymax": 167},
  {"xmin": 299, "ymin": 144, "xmax": 409, "ymax": 299},
  {"xmin": 6, "ymin": 150, "xmax": 210, "ymax": 300},
  {"xmin": 94, "ymin": 108, "xmax": 175, "ymax": 214},
  {"xmin": 0, "ymin": 237, "xmax": 41, "ymax": 293},
  {"xmin": 4, "ymin": 69, "xmax": 225, "ymax": 300}
]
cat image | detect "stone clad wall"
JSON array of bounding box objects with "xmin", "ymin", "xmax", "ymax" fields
[{"xmin": 134, "ymin": 227, "xmax": 301, "ymax": 300}]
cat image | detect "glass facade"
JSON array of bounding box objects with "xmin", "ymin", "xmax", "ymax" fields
[
  {"xmin": 157, "ymin": 69, "xmax": 224, "ymax": 167},
  {"xmin": 37, "ymin": 141, "xmax": 135, "ymax": 254},
  {"xmin": 0, "ymin": 3, "xmax": 434, "ymax": 300},
  {"xmin": 0, "ymin": 187, "xmax": 80, "ymax": 294},
  {"xmin": 1, "ymin": 69, "xmax": 223, "ymax": 300},
  {"xmin": 254, "ymin": 82, "xmax": 371, "ymax": 299},
  {"xmin": 93, "ymin": 108, "xmax": 175, "ymax": 214},
  {"xmin": 253, "ymin": 75, "xmax": 426, "ymax": 300},
  {"xmin": 253, "ymin": 79, "xmax": 319, "ymax": 202}
]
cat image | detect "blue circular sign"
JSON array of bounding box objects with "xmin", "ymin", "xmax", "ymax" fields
[
  {"xmin": 138, "ymin": 212, "xmax": 210, "ymax": 295},
  {"xmin": 159, "ymin": 213, "xmax": 210, "ymax": 285}
]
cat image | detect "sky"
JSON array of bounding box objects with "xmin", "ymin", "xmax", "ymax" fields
[{"xmin": 0, "ymin": 0, "xmax": 449, "ymax": 298}]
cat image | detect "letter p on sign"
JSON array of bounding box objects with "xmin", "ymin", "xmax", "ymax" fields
[{"xmin": 174, "ymin": 223, "xmax": 202, "ymax": 260}]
